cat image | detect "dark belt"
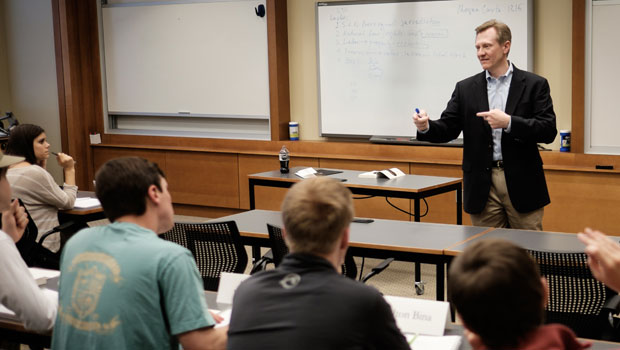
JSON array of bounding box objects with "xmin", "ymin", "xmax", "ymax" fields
[{"xmin": 492, "ymin": 160, "xmax": 504, "ymax": 168}]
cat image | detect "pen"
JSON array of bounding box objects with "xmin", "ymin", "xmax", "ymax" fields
[
  {"xmin": 51, "ymin": 152, "xmax": 77, "ymax": 164},
  {"xmin": 415, "ymin": 108, "xmax": 420, "ymax": 114}
]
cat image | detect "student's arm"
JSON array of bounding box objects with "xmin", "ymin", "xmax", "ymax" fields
[
  {"xmin": 28, "ymin": 166, "xmax": 77, "ymax": 209},
  {"xmin": 160, "ymin": 250, "xmax": 226, "ymax": 348},
  {"xmin": 56, "ymin": 152, "xmax": 76, "ymax": 187},
  {"xmin": 0, "ymin": 232, "xmax": 57, "ymax": 332},
  {"xmin": 578, "ymin": 227, "xmax": 620, "ymax": 293},
  {"xmin": 2, "ymin": 200, "xmax": 28, "ymax": 242},
  {"xmin": 178, "ymin": 326, "xmax": 228, "ymax": 350}
]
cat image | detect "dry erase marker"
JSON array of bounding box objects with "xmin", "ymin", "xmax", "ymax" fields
[{"xmin": 415, "ymin": 108, "xmax": 420, "ymax": 114}]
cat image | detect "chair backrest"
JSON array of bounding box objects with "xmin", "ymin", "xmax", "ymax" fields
[
  {"xmin": 342, "ymin": 252, "xmax": 358, "ymax": 280},
  {"xmin": 162, "ymin": 221, "xmax": 248, "ymax": 291},
  {"xmin": 12, "ymin": 199, "xmax": 39, "ymax": 264},
  {"xmin": 266, "ymin": 223, "xmax": 288, "ymax": 266},
  {"xmin": 266, "ymin": 223, "xmax": 356, "ymax": 280},
  {"xmin": 5, "ymin": 199, "xmax": 59, "ymax": 269},
  {"xmin": 527, "ymin": 249, "xmax": 616, "ymax": 339}
]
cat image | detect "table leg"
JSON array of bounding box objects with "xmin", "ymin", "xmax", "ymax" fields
[
  {"xmin": 414, "ymin": 198, "xmax": 421, "ymax": 222},
  {"xmin": 252, "ymin": 246, "xmax": 261, "ymax": 264},
  {"xmin": 436, "ymin": 262, "xmax": 445, "ymax": 301},
  {"xmin": 249, "ymin": 180, "xmax": 256, "ymax": 210},
  {"xmin": 456, "ymin": 183, "xmax": 462, "ymax": 225},
  {"xmin": 413, "ymin": 197, "xmax": 424, "ymax": 294}
]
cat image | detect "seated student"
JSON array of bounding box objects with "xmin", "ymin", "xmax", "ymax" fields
[
  {"xmin": 0, "ymin": 151, "xmax": 57, "ymax": 332},
  {"xmin": 578, "ymin": 228, "xmax": 620, "ymax": 293},
  {"xmin": 227, "ymin": 177, "xmax": 409, "ymax": 350},
  {"xmin": 51, "ymin": 157, "xmax": 226, "ymax": 350},
  {"xmin": 5, "ymin": 124, "xmax": 77, "ymax": 252},
  {"xmin": 449, "ymin": 238, "xmax": 591, "ymax": 350}
]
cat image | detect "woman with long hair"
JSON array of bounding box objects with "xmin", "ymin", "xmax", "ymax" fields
[{"xmin": 5, "ymin": 124, "xmax": 77, "ymax": 252}]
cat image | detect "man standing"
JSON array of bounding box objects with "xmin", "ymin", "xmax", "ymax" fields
[
  {"xmin": 227, "ymin": 177, "xmax": 409, "ymax": 350},
  {"xmin": 413, "ymin": 19, "xmax": 556, "ymax": 230},
  {"xmin": 51, "ymin": 157, "xmax": 226, "ymax": 350}
]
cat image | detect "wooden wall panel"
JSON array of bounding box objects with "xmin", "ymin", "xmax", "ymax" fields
[
  {"xmin": 238, "ymin": 154, "xmax": 319, "ymax": 210},
  {"xmin": 267, "ymin": 0, "xmax": 290, "ymax": 140},
  {"xmin": 544, "ymin": 170, "xmax": 620, "ymax": 235},
  {"xmin": 92, "ymin": 148, "xmax": 167, "ymax": 190},
  {"xmin": 53, "ymin": 0, "xmax": 103, "ymax": 189},
  {"xmin": 319, "ymin": 159, "xmax": 411, "ymax": 221},
  {"xmin": 173, "ymin": 204, "xmax": 243, "ymax": 219},
  {"xmin": 165, "ymin": 152, "xmax": 239, "ymax": 208}
]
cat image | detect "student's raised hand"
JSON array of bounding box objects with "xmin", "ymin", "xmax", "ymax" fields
[
  {"xmin": 1, "ymin": 200, "xmax": 28, "ymax": 243},
  {"xmin": 56, "ymin": 152, "xmax": 75, "ymax": 169},
  {"xmin": 476, "ymin": 109, "xmax": 510, "ymax": 129},
  {"xmin": 578, "ymin": 227, "xmax": 620, "ymax": 293},
  {"xmin": 412, "ymin": 109, "xmax": 430, "ymax": 131}
]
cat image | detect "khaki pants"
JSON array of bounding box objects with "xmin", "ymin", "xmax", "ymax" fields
[{"xmin": 470, "ymin": 168, "xmax": 544, "ymax": 230}]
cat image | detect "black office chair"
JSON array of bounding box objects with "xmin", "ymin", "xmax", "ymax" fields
[
  {"xmin": 161, "ymin": 221, "xmax": 248, "ymax": 291},
  {"xmin": 266, "ymin": 223, "xmax": 393, "ymax": 283},
  {"xmin": 3, "ymin": 199, "xmax": 75, "ymax": 270},
  {"xmin": 527, "ymin": 249, "xmax": 619, "ymax": 340}
]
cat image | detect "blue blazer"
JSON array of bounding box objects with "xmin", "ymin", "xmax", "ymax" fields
[{"xmin": 417, "ymin": 66, "xmax": 557, "ymax": 214}]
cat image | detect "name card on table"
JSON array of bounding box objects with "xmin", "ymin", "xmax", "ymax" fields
[
  {"xmin": 384, "ymin": 295, "xmax": 450, "ymax": 336},
  {"xmin": 216, "ymin": 272, "xmax": 250, "ymax": 305}
]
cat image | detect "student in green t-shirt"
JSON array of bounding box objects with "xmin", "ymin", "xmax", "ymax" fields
[{"xmin": 52, "ymin": 157, "xmax": 226, "ymax": 350}]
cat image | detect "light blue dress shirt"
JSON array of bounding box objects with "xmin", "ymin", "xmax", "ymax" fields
[{"xmin": 486, "ymin": 62, "xmax": 513, "ymax": 161}]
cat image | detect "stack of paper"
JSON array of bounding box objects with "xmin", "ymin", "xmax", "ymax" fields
[
  {"xmin": 294, "ymin": 167, "xmax": 317, "ymax": 179},
  {"xmin": 28, "ymin": 267, "xmax": 60, "ymax": 286},
  {"xmin": 74, "ymin": 197, "xmax": 101, "ymax": 209},
  {"xmin": 359, "ymin": 168, "xmax": 406, "ymax": 179},
  {"xmin": 406, "ymin": 334, "xmax": 461, "ymax": 350}
]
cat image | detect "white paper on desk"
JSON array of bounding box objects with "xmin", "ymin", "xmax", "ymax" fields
[
  {"xmin": 74, "ymin": 197, "xmax": 101, "ymax": 209},
  {"xmin": 358, "ymin": 168, "xmax": 406, "ymax": 179},
  {"xmin": 28, "ymin": 267, "xmax": 60, "ymax": 286},
  {"xmin": 294, "ymin": 167, "xmax": 317, "ymax": 179},
  {"xmin": 379, "ymin": 168, "xmax": 406, "ymax": 179},
  {"xmin": 406, "ymin": 334, "xmax": 461, "ymax": 350},
  {"xmin": 216, "ymin": 272, "xmax": 250, "ymax": 305},
  {"xmin": 384, "ymin": 295, "xmax": 450, "ymax": 336}
]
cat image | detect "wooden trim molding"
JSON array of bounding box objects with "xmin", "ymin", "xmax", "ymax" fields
[
  {"xmin": 267, "ymin": 0, "xmax": 291, "ymax": 141},
  {"xmin": 571, "ymin": 0, "xmax": 585, "ymax": 153},
  {"xmin": 52, "ymin": 0, "xmax": 104, "ymax": 189}
]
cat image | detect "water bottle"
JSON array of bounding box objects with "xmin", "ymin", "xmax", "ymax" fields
[{"xmin": 279, "ymin": 145, "xmax": 290, "ymax": 173}]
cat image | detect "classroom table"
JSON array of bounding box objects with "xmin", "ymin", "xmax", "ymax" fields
[
  {"xmin": 444, "ymin": 228, "xmax": 590, "ymax": 257},
  {"xmin": 248, "ymin": 167, "xmax": 463, "ymax": 284},
  {"xmin": 208, "ymin": 209, "xmax": 490, "ymax": 301},
  {"xmin": 58, "ymin": 191, "xmax": 105, "ymax": 224},
  {"xmin": 3, "ymin": 279, "xmax": 619, "ymax": 349},
  {"xmin": 248, "ymin": 167, "xmax": 463, "ymax": 224}
]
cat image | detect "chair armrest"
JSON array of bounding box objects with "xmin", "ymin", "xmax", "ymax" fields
[
  {"xmin": 602, "ymin": 294, "xmax": 620, "ymax": 329},
  {"xmin": 250, "ymin": 249, "xmax": 274, "ymax": 274},
  {"xmin": 38, "ymin": 221, "xmax": 76, "ymax": 244},
  {"xmin": 361, "ymin": 257, "xmax": 394, "ymax": 283}
]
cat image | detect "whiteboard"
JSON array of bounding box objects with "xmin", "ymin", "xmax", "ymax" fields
[
  {"xmin": 585, "ymin": 0, "xmax": 620, "ymax": 154},
  {"xmin": 102, "ymin": 0, "xmax": 270, "ymax": 119},
  {"xmin": 317, "ymin": 0, "xmax": 532, "ymax": 138}
]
